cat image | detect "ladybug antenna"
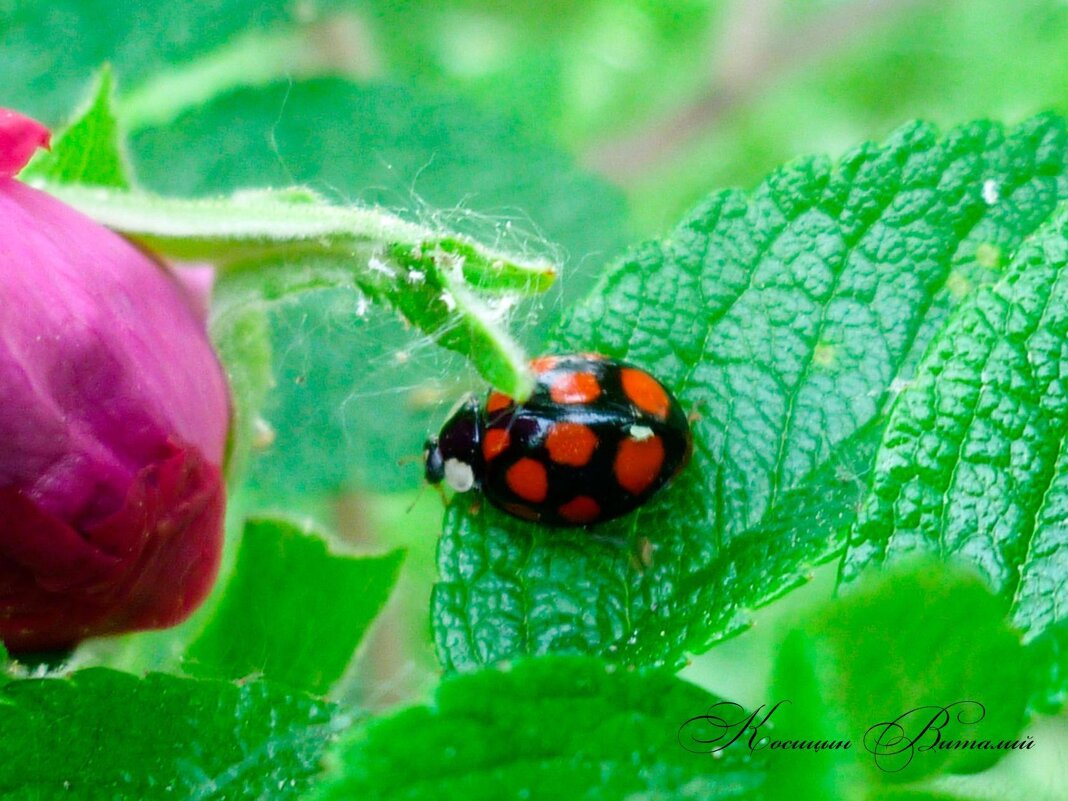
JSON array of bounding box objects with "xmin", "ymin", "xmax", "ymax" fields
[
  {"xmin": 433, "ymin": 482, "xmax": 448, "ymax": 506},
  {"xmin": 407, "ymin": 481, "xmax": 448, "ymax": 513},
  {"xmin": 405, "ymin": 481, "xmax": 429, "ymax": 514}
]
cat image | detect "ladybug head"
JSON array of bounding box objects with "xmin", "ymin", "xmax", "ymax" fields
[
  {"xmin": 424, "ymin": 396, "xmax": 482, "ymax": 493},
  {"xmin": 423, "ymin": 435, "xmax": 446, "ymax": 484}
]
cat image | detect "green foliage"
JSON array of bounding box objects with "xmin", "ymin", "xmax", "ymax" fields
[
  {"xmin": 0, "ymin": 0, "xmax": 323, "ymax": 124},
  {"xmin": 311, "ymin": 654, "xmax": 766, "ymax": 801},
  {"xmin": 126, "ymin": 77, "xmax": 626, "ymax": 497},
  {"xmin": 843, "ymin": 206, "xmax": 1068, "ymax": 646},
  {"xmin": 769, "ymin": 562, "xmax": 1034, "ymax": 799},
  {"xmin": 128, "ymin": 78, "xmax": 626, "ymax": 278},
  {"xmin": 184, "ymin": 519, "xmax": 404, "ymax": 694},
  {"xmin": 1025, "ymin": 617, "xmax": 1068, "ymax": 713},
  {"xmin": 844, "ymin": 197, "xmax": 1068, "ymax": 732},
  {"xmin": 210, "ymin": 300, "xmax": 275, "ymax": 482},
  {"xmin": 435, "ymin": 115, "xmax": 1068, "ymax": 671},
  {"xmin": 28, "ymin": 75, "xmax": 565, "ymax": 483},
  {"xmin": 0, "ymin": 669, "xmax": 339, "ymax": 799},
  {"xmin": 20, "ymin": 66, "xmax": 130, "ymax": 187},
  {"xmin": 619, "ymin": 1, "xmax": 1068, "ymax": 231},
  {"xmin": 6, "ymin": 3, "xmax": 1068, "ymax": 796}
]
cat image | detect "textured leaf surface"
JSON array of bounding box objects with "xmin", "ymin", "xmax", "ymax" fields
[
  {"xmin": 311, "ymin": 655, "xmax": 765, "ymax": 801},
  {"xmin": 769, "ymin": 562, "xmax": 1032, "ymax": 799},
  {"xmin": 435, "ymin": 115, "xmax": 1068, "ymax": 671},
  {"xmin": 0, "ymin": 668, "xmax": 339, "ymax": 800},
  {"xmin": 184, "ymin": 519, "xmax": 404, "ymax": 694},
  {"xmin": 843, "ymin": 205, "xmax": 1068, "ymax": 645}
]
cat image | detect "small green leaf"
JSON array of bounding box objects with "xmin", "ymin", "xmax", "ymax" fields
[
  {"xmin": 843, "ymin": 204, "xmax": 1068, "ymax": 647},
  {"xmin": 185, "ymin": 519, "xmax": 404, "ymax": 695},
  {"xmin": 21, "ymin": 67, "xmax": 131, "ymax": 188},
  {"xmin": 310, "ymin": 655, "xmax": 766, "ymax": 801},
  {"xmin": 0, "ymin": 668, "xmax": 339, "ymax": 799},
  {"xmin": 769, "ymin": 561, "xmax": 1033, "ymax": 798},
  {"xmin": 435, "ymin": 115, "xmax": 1068, "ymax": 671}
]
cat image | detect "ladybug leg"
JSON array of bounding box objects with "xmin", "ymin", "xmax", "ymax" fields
[
  {"xmin": 590, "ymin": 533, "xmax": 654, "ymax": 573},
  {"xmin": 686, "ymin": 398, "xmax": 707, "ymax": 424},
  {"xmin": 626, "ymin": 536, "xmax": 655, "ymax": 573},
  {"xmin": 430, "ymin": 482, "xmax": 449, "ymax": 507}
]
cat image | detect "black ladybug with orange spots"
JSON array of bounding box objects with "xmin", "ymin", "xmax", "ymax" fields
[{"xmin": 424, "ymin": 354, "xmax": 692, "ymax": 526}]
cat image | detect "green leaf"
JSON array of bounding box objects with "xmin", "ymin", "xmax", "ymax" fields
[
  {"xmin": 127, "ymin": 77, "xmax": 626, "ymax": 497},
  {"xmin": 768, "ymin": 561, "xmax": 1033, "ymax": 800},
  {"xmin": 435, "ymin": 115, "xmax": 1068, "ymax": 671},
  {"xmin": 842, "ymin": 204, "xmax": 1068, "ymax": 646},
  {"xmin": 310, "ymin": 654, "xmax": 766, "ymax": 801},
  {"xmin": 20, "ymin": 66, "xmax": 130, "ymax": 188},
  {"xmin": 185, "ymin": 519, "xmax": 404, "ymax": 695},
  {"xmin": 0, "ymin": 668, "xmax": 339, "ymax": 799}
]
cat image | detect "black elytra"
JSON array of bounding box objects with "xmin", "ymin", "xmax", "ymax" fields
[{"xmin": 424, "ymin": 353, "xmax": 692, "ymax": 526}]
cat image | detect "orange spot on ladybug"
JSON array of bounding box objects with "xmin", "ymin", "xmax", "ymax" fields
[
  {"xmin": 558, "ymin": 495, "xmax": 601, "ymax": 524},
  {"xmin": 530, "ymin": 356, "xmax": 560, "ymax": 373},
  {"xmin": 621, "ymin": 368, "xmax": 671, "ymax": 419},
  {"xmin": 482, "ymin": 428, "xmax": 511, "ymax": 461},
  {"xmin": 545, "ymin": 422, "xmax": 598, "ymax": 466},
  {"xmin": 487, "ymin": 391, "xmax": 513, "ymax": 413},
  {"xmin": 502, "ymin": 502, "xmax": 540, "ymax": 521},
  {"xmin": 614, "ymin": 436, "xmax": 665, "ymax": 495},
  {"xmin": 506, "ymin": 458, "xmax": 548, "ymax": 503},
  {"xmin": 549, "ymin": 372, "xmax": 601, "ymax": 404}
]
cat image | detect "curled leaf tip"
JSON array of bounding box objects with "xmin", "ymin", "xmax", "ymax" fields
[{"xmin": 0, "ymin": 109, "xmax": 50, "ymax": 177}]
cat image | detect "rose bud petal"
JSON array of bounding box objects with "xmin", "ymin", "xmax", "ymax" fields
[{"xmin": 0, "ymin": 110, "xmax": 231, "ymax": 652}]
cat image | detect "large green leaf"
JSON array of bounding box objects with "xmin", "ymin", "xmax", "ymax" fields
[
  {"xmin": 310, "ymin": 654, "xmax": 766, "ymax": 801},
  {"xmin": 184, "ymin": 519, "xmax": 404, "ymax": 695},
  {"xmin": 128, "ymin": 77, "xmax": 626, "ymax": 496},
  {"xmin": 434, "ymin": 115, "xmax": 1068, "ymax": 671},
  {"xmin": 0, "ymin": 669, "xmax": 339, "ymax": 799},
  {"xmin": 842, "ymin": 205, "xmax": 1068, "ymax": 644}
]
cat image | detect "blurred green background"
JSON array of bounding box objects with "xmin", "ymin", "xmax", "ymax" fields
[{"xmin": 6, "ymin": 0, "xmax": 1068, "ymax": 732}]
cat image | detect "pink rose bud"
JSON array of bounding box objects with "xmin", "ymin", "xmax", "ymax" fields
[{"xmin": 0, "ymin": 110, "xmax": 231, "ymax": 652}]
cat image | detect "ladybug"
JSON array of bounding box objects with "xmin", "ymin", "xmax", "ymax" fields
[{"xmin": 424, "ymin": 354, "xmax": 692, "ymax": 526}]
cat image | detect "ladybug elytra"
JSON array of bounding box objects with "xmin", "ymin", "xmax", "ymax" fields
[{"xmin": 424, "ymin": 354, "xmax": 692, "ymax": 526}]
